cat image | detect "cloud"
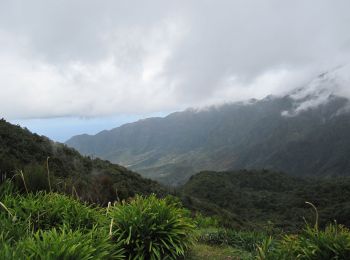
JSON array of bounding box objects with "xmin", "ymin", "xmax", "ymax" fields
[
  {"xmin": 281, "ymin": 65, "xmax": 350, "ymax": 116},
  {"xmin": 1, "ymin": 0, "xmax": 350, "ymax": 119}
]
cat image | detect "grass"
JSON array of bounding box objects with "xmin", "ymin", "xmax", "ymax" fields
[
  {"xmin": 0, "ymin": 227, "xmax": 125, "ymax": 260},
  {"xmin": 0, "ymin": 182, "xmax": 196, "ymax": 259},
  {"xmin": 187, "ymin": 243, "xmax": 253, "ymax": 260},
  {"xmin": 1, "ymin": 179, "xmax": 350, "ymax": 259},
  {"xmin": 108, "ymin": 194, "xmax": 195, "ymax": 259}
]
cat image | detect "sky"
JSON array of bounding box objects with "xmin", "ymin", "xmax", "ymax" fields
[{"xmin": 1, "ymin": 0, "xmax": 350, "ymax": 141}]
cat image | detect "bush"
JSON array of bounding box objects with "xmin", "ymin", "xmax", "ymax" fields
[
  {"xmin": 0, "ymin": 231, "xmax": 17, "ymax": 259},
  {"xmin": 109, "ymin": 194, "xmax": 195, "ymax": 259},
  {"xmin": 198, "ymin": 228, "xmax": 267, "ymax": 252},
  {"xmin": 0, "ymin": 185, "xmax": 196, "ymax": 259},
  {"xmin": 1, "ymin": 227, "xmax": 124, "ymax": 260},
  {"xmin": 0, "ymin": 180, "xmax": 16, "ymax": 200},
  {"xmin": 193, "ymin": 213, "xmax": 219, "ymax": 228},
  {"xmin": 0, "ymin": 215, "xmax": 29, "ymax": 243},
  {"xmin": 256, "ymin": 223, "xmax": 350, "ymax": 259},
  {"xmin": 1, "ymin": 192, "xmax": 106, "ymax": 233}
]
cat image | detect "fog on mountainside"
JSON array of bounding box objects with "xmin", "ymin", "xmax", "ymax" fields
[{"xmin": 66, "ymin": 69, "xmax": 350, "ymax": 186}]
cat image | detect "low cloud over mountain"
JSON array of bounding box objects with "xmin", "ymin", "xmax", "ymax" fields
[{"xmin": 1, "ymin": 0, "xmax": 350, "ymax": 119}]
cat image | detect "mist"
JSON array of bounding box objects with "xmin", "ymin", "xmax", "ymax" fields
[{"xmin": 1, "ymin": 0, "xmax": 350, "ymax": 120}]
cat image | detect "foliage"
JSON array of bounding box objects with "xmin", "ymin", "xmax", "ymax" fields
[
  {"xmin": 1, "ymin": 192, "xmax": 105, "ymax": 233},
  {"xmin": 109, "ymin": 194, "xmax": 195, "ymax": 259},
  {"xmin": 0, "ymin": 118, "xmax": 166, "ymax": 205},
  {"xmin": 187, "ymin": 242, "xmax": 253, "ymax": 260},
  {"xmin": 256, "ymin": 236, "xmax": 275, "ymax": 260},
  {"xmin": 181, "ymin": 170, "xmax": 350, "ymax": 232},
  {"xmin": 198, "ymin": 228, "xmax": 268, "ymax": 252},
  {"xmin": 256, "ymin": 223, "xmax": 350, "ymax": 260},
  {"xmin": 0, "ymin": 181, "xmax": 196, "ymax": 259},
  {"xmin": 1, "ymin": 227, "xmax": 125, "ymax": 260},
  {"xmin": 193, "ymin": 213, "xmax": 219, "ymax": 228}
]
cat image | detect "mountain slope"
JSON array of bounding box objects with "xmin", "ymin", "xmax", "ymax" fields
[
  {"xmin": 67, "ymin": 73, "xmax": 350, "ymax": 185},
  {"xmin": 180, "ymin": 170, "xmax": 350, "ymax": 231},
  {"xmin": 0, "ymin": 119, "xmax": 165, "ymax": 204}
]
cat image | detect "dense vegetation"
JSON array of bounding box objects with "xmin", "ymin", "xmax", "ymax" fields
[
  {"xmin": 67, "ymin": 93, "xmax": 350, "ymax": 186},
  {"xmin": 192, "ymin": 219, "xmax": 350, "ymax": 259},
  {"xmin": 0, "ymin": 181, "xmax": 194, "ymax": 259},
  {"xmin": 1, "ymin": 119, "xmax": 350, "ymax": 258},
  {"xmin": 2, "ymin": 176, "xmax": 350, "ymax": 259},
  {"xmin": 0, "ymin": 119, "xmax": 165, "ymax": 204},
  {"xmin": 180, "ymin": 170, "xmax": 350, "ymax": 232}
]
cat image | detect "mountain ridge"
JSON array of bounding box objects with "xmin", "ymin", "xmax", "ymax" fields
[
  {"xmin": 179, "ymin": 169, "xmax": 350, "ymax": 231},
  {"xmin": 66, "ymin": 73, "xmax": 350, "ymax": 185},
  {"xmin": 0, "ymin": 119, "xmax": 165, "ymax": 203}
]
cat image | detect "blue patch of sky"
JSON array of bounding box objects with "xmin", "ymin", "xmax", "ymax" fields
[{"xmin": 10, "ymin": 112, "xmax": 169, "ymax": 143}]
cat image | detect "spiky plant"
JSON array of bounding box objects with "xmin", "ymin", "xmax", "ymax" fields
[
  {"xmin": 108, "ymin": 194, "xmax": 195, "ymax": 260},
  {"xmin": 1, "ymin": 227, "xmax": 124, "ymax": 260}
]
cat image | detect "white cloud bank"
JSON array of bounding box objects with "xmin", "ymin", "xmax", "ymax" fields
[{"xmin": 1, "ymin": 0, "xmax": 350, "ymax": 119}]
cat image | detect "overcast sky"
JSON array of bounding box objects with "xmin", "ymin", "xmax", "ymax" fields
[{"xmin": 1, "ymin": 0, "xmax": 350, "ymax": 141}]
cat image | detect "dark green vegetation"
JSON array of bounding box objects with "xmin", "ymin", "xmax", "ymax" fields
[
  {"xmin": 0, "ymin": 118, "xmax": 165, "ymax": 204},
  {"xmin": 1, "ymin": 118, "xmax": 350, "ymax": 258},
  {"xmin": 0, "ymin": 181, "xmax": 194, "ymax": 259},
  {"xmin": 109, "ymin": 194, "xmax": 195, "ymax": 259},
  {"xmin": 2, "ymin": 178, "xmax": 350, "ymax": 260},
  {"xmin": 192, "ymin": 221, "xmax": 350, "ymax": 260},
  {"xmin": 256, "ymin": 223, "xmax": 350, "ymax": 259},
  {"xmin": 67, "ymin": 92, "xmax": 350, "ymax": 186},
  {"xmin": 180, "ymin": 170, "xmax": 350, "ymax": 232}
]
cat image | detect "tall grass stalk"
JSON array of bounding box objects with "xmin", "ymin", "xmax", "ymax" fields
[
  {"xmin": 19, "ymin": 171, "xmax": 29, "ymax": 195},
  {"xmin": 72, "ymin": 185, "xmax": 79, "ymax": 199},
  {"xmin": 0, "ymin": 201, "xmax": 13, "ymax": 217},
  {"xmin": 109, "ymin": 218, "xmax": 113, "ymax": 237},
  {"xmin": 305, "ymin": 201, "xmax": 319, "ymax": 231},
  {"xmin": 106, "ymin": 201, "xmax": 111, "ymax": 215},
  {"xmin": 46, "ymin": 157, "xmax": 51, "ymax": 192}
]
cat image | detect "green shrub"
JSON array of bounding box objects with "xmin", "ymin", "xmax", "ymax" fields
[
  {"xmin": 284, "ymin": 223, "xmax": 350, "ymax": 259},
  {"xmin": 2, "ymin": 227, "xmax": 124, "ymax": 260},
  {"xmin": 197, "ymin": 228, "xmax": 228, "ymax": 245},
  {"xmin": 109, "ymin": 194, "xmax": 195, "ymax": 260},
  {"xmin": 20, "ymin": 164, "xmax": 51, "ymax": 192},
  {"xmin": 1, "ymin": 192, "xmax": 107, "ymax": 236},
  {"xmin": 225, "ymin": 230, "xmax": 267, "ymax": 252},
  {"xmin": 0, "ymin": 215, "xmax": 29, "ymax": 243},
  {"xmin": 0, "ymin": 231, "xmax": 18, "ymax": 260},
  {"xmin": 193, "ymin": 213, "xmax": 219, "ymax": 228},
  {"xmin": 198, "ymin": 228, "xmax": 267, "ymax": 252},
  {"xmin": 0, "ymin": 180, "xmax": 16, "ymax": 200},
  {"xmin": 256, "ymin": 236, "xmax": 275, "ymax": 260},
  {"xmin": 256, "ymin": 223, "xmax": 350, "ymax": 260}
]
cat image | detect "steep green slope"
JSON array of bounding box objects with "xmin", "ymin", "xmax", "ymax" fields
[
  {"xmin": 180, "ymin": 170, "xmax": 350, "ymax": 232},
  {"xmin": 0, "ymin": 119, "xmax": 165, "ymax": 204},
  {"xmin": 67, "ymin": 93, "xmax": 350, "ymax": 185}
]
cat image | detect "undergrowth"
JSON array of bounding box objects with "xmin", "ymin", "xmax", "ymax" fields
[
  {"xmin": 0, "ymin": 180, "xmax": 195, "ymax": 259},
  {"xmin": 108, "ymin": 194, "xmax": 195, "ymax": 260},
  {"xmin": 256, "ymin": 203, "xmax": 350, "ymax": 260},
  {"xmin": 1, "ymin": 178, "xmax": 350, "ymax": 259}
]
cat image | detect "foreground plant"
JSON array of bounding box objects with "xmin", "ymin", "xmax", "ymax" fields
[
  {"xmin": 256, "ymin": 202, "xmax": 350, "ymax": 260},
  {"xmin": 1, "ymin": 227, "xmax": 124, "ymax": 260},
  {"xmin": 1, "ymin": 192, "xmax": 106, "ymax": 233},
  {"xmin": 109, "ymin": 194, "xmax": 195, "ymax": 260}
]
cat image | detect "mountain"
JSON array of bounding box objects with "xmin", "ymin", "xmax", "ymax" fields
[
  {"xmin": 0, "ymin": 119, "xmax": 165, "ymax": 204},
  {"xmin": 66, "ymin": 71, "xmax": 350, "ymax": 186},
  {"xmin": 180, "ymin": 169, "xmax": 350, "ymax": 231}
]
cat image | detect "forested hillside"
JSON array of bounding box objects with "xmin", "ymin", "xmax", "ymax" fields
[
  {"xmin": 0, "ymin": 119, "xmax": 165, "ymax": 204},
  {"xmin": 67, "ymin": 79, "xmax": 350, "ymax": 186},
  {"xmin": 180, "ymin": 170, "xmax": 350, "ymax": 232}
]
